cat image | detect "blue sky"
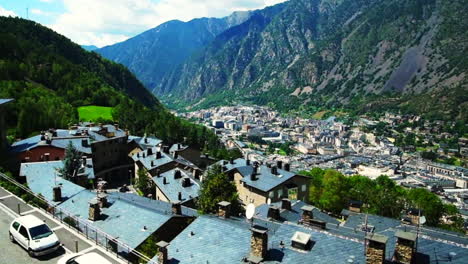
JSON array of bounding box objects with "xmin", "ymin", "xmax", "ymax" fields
[{"xmin": 0, "ymin": 0, "xmax": 286, "ymax": 48}]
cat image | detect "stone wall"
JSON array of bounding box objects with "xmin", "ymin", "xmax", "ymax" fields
[
  {"xmin": 366, "ymin": 241, "xmax": 386, "ymax": 264},
  {"xmin": 250, "ymin": 232, "xmax": 268, "ymax": 259}
]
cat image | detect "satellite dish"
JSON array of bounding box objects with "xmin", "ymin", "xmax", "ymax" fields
[
  {"xmin": 246, "ymin": 203, "xmax": 255, "ymax": 220},
  {"xmin": 267, "ymin": 198, "xmax": 271, "ymax": 205},
  {"xmin": 419, "ymin": 216, "xmax": 426, "ymax": 225}
]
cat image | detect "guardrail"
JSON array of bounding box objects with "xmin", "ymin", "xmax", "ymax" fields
[{"xmin": 0, "ymin": 172, "xmax": 157, "ymax": 264}]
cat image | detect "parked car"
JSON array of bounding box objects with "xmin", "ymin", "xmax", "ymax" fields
[
  {"xmin": 57, "ymin": 252, "xmax": 112, "ymax": 264},
  {"xmin": 9, "ymin": 214, "xmax": 61, "ymax": 257}
]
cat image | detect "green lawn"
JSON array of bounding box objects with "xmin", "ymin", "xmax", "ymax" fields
[{"xmin": 78, "ymin": 106, "xmax": 113, "ymax": 121}]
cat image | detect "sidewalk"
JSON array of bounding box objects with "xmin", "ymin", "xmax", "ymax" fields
[{"xmin": 0, "ymin": 186, "xmax": 125, "ymax": 264}]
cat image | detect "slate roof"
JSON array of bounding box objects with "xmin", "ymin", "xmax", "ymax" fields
[
  {"xmin": 132, "ymin": 147, "xmax": 174, "ymax": 170},
  {"xmin": 152, "ymin": 169, "xmax": 200, "ymax": 203},
  {"xmin": 255, "ymin": 200, "xmax": 340, "ymax": 225},
  {"xmin": 57, "ymin": 191, "xmax": 174, "ymax": 249},
  {"xmin": 10, "ymin": 125, "xmax": 127, "ymax": 154},
  {"xmin": 0, "ymin": 98, "xmax": 13, "ymax": 105},
  {"xmin": 215, "ymin": 158, "xmax": 301, "ymax": 192},
  {"xmin": 21, "ymin": 161, "xmax": 89, "ymax": 204},
  {"xmin": 156, "ymin": 215, "xmax": 365, "ymax": 264},
  {"xmin": 343, "ymin": 213, "xmax": 401, "ymax": 232},
  {"xmin": 169, "ymin": 144, "xmax": 188, "ymax": 153},
  {"xmin": 128, "ymin": 136, "xmax": 162, "ymax": 149}
]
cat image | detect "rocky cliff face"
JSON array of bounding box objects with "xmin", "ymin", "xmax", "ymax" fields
[
  {"xmin": 96, "ymin": 12, "xmax": 252, "ymax": 90},
  {"xmin": 100, "ymin": 0, "xmax": 468, "ymax": 119}
]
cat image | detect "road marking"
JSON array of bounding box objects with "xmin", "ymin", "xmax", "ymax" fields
[
  {"xmin": 77, "ymin": 246, "xmax": 97, "ymax": 254},
  {"xmin": 52, "ymin": 226, "xmax": 63, "ymax": 231},
  {"xmin": 0, "ymin": 194, "xmax": 13, "ymax": 199},
  {"xmin": 21, "ymin": 209, "xmax": 36, "ymax": 215}
]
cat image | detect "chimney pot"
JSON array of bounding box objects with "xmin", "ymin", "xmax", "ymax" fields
[
  {"xmin": 217, "ymin": 201, "xmax": 231, "ymax": 219},
  {"xmin": 250, "ymin": 226, "xmax": 268, "ymax": 260},
  {"xmin": 156, "ymin": 241, "xmax": 169, "ymax": 264},
  {"xmin": 281, "ymin": 199, "xmax": 291, "ymax": 211},
  {"xmin": 88, "ymin": 199, "xmax": 101, "ymax": 221}
]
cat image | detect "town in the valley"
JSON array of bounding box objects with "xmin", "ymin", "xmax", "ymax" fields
[{"xmin": 1, "ymin": 98, "xmax": 467, "ymax": 264}]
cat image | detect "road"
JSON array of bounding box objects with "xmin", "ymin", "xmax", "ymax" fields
[{"xmin": 0, "ymin": 186, "xmax": 123, "ymax": 264}]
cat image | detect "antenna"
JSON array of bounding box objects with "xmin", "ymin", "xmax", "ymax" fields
[
  {"xmin": 363, "ymin": 213, "xmax": 368, "ymax": 256},
  {"xmin": 246, "ymin": 203, "xmax": 255, "ymax": 227}
]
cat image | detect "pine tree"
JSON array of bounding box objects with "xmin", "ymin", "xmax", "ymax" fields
[{"xmin": 58, "ymin": 141, "xmax": 82, "ymax": 180}]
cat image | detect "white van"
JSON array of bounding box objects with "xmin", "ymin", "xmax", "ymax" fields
[{"xmin": 9, "ymin": 214, "xmax": 61, "ymax": 257}]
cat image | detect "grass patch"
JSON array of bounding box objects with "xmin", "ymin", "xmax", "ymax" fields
[
  {"xmin": 78, "ymin": 106, "xmax": 113, "ymax": 121},
  {"xmin": 312, "ymin": 111, "xmax": 329, "ymax": 120}
]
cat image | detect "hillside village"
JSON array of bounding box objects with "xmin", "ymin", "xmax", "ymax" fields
[{"xmin": 1, "ymin": 98, "xmax": 468, "ymax": 263}]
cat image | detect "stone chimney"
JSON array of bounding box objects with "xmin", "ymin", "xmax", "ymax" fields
[
  {"xmin": 284, "ymin": 163, "xmax": 290, "ymax": 172},
  {"xmin": 276, "ymin": 160, "xmax": 283, "ymax": 170},
  {"xmin": 52, "ymin": 186, "xmax": 62, "ymax": 202},
  {"xmin": 301, "ymin": 205, "xmax": 314, "ymax": 225},
  {"xmin": 156, "ymin": 151, "xmax": 162, "ymax": 159},
  {"xmin": 88, "ymin": 198, "xmax": 101, "ymax": 221},
  {"xmin": 217, "ymin": 201, "xmax": 231, "ymax": 219},
  {"xmin": 366, "ymin": 233, "xmax": 388, "ymax": 264},
  {"xmin": 267, "ymin": 205, "xmax": 281, "ymax": 221},
  {"xmin": 156, "ymin": 241, "xmax": 169, "ymax": 264},
  {"xmin": 250, "ymin": 226, "xmax": 268, "ymax": 260},
  {"xmin": 281, "ymin": 198, "xmax": 291, "ymax": 211},
  {"xmin": 172, "ymin": 202, "xmax": 182, "ymax": 215},
  {"xmin": 393, "ymin": 231, "xmax": 417, "ymax": 264},
  {"xmin": 174, "ymin": 170, "xmax": 182, "ymax": 179}
]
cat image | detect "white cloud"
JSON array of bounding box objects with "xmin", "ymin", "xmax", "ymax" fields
[
  {"xmin": 0, "ymin": 6, "xmax": 17, "ymax": 17},
  {"xmin": 31, "ymin": 9, "xmax": 53, "ymax": 16},
  {"xmin": 39, "ymin": 0, "xmax": 54, "ymax": 3},
  {"xmin": 49, "ymin": 0, "xmax": 288, "ymax": 47}
]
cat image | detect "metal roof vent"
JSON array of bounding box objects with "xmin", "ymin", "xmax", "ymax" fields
[{"xmin": 291, "ymin": 231, "xmax": 311, "ymax": 251}]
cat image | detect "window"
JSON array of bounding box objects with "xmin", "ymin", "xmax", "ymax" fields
[
  {"xmin": 19, "ymin": 226, "xmax": 29, "ymax": 239},
  {"xmin": 301, "ymin": 184, "xmax": 307, "ymax": 192},
  {"xmin": 12, "ymin": 222, "xmax": 20, "ymax": 231}
]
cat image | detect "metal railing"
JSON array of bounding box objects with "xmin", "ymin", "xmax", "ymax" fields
[{"xmin": 0, "ymin": 172, "xmax": 157, "ymax": 264}]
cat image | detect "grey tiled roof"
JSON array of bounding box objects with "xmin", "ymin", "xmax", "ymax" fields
[
  {"xmin": 156, "ymin": 215, "xmax": 365, "ymax": 264},
  {"xmin": 255, "ymin": 200, "xmax": 340, "ymax": 225},
  {"xmin": 128, "ymin": 136, "xmax": 162, "ymax": 149},
  {"xmin": 0, "ymin": 98, "xmax": 13, "ymax": 105},
  {"xmin": 343, "ymin": 213, "xmax": 401, "ymax": 232},
  {"xmin": 21, "ymin": 161, "xmax": 89, "ymax": 204},
  {"xmin": 152, "ymin": 169, "xmax": 200, "ymax": 203},
  {"xmin": 131, "ymin": 147, "xmax": 174, "ymax": 170}
]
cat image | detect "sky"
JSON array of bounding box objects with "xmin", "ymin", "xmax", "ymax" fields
[{"xmin": 0, "ymin": 0, "xmax": 287, "ymax": 48}]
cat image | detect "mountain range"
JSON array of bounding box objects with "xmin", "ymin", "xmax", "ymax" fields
[{"xmin": 96, "ymin": 0, "xmax": 467, "ymax": 120}]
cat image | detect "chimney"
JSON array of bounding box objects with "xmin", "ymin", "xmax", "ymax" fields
[
  {"xmin": 137, "ymin": 153, "xmax": 140, "ymax": 158},
  {"xmin": 114, "ymin": 123, "xmax": 119, "ymax": 130},
  {"xmin": 143, "ymin": 152, "xmax": 146, "ymax": 158},
  {"xmin": 301, "ymin": 205, "xmax": 314, "ymax": 225},
  {"xmin": 88, "ymin": 198, "xmax": 101, "ymax": 221},
  {"xmin": 393, "ymin": 231, "xmax": 417, "ymax": 264},
  {"xmin": 156, "ymin": 151, "xmax": 162, "ymax": 159},
  {"xmin": 246, "ymin": 159, "xmax": 251, "ymax": 166},
  {"xmin": 172, "ymin": 202, "xmax": 182, "ymax": 215},
  {"xmin": 178, "ymin": 192, "xmax": 182, "ymax": 201},
  {"xmin": 81, "ymin": 139, "xmax": 88, "ymax": 147},
  {"xmin": 276, "ymin": 160, "xmax": 283, "ymax": 170},
  {"xmin": 163, "ymin": 145, "xmax": 170, "ymax": 153},
  {"xmin": 178, "ymin": 143, "xmax": 181, "ymax": 150},
  {"xmin": 366, "ymin": 234, "xmax": 388, "ymax": 264},
  {"xmin": 230, "ymin": 158, "xmax": 234, "ymax": 164},
  {"xmin": 267, "ymin": 205, "xmax": 281, "ymax": 221},
  {"xmin": 147, "ymin": 148, "xmax": 153, "ymax": 156},
  {"xmin": 250, "ymin": 226, "xmax": 268, "ymax": 260},
  {"xmin": 250, "ymin": 167, "xmax": 258, "ymax": 181},
  {"xmin": 156, "ymin": 241, "xmax": 169, "ymax": 264},
  {"xmin": 44, "ymin": 153, "xmax": 50, "ymax": 161},
  {"xmin": 284, "ymin": 163, "xmax": 290, "ymax": 171},
  {"xmin": 162, "ymin": 177, "xmax": 167, "ymax": 184},
  {"xmin": 173, "ymin": 152, "xmax": 179, "ymax": 159},
  {"xmin": 46, "ymin": 137, "xmax": 52, "ymax": 145},
  {"xmin": 291, "ymin": 231, "xmax": 312, "ymax": 251},
  {"xmin": 82, "ymin": 157, "xmax": 87, "ymax": 166},
  {"xmin": 182, "ymin": 177, "xmax": 191, "ymax": 188},
  {"xmin": 156, "ymin": 169, "xmax": 161, "ymax": 178},
  {"xmin": 144, "ymin": 137, "xmax": 149, "ymax": 144},
  {"xmin": 217, "ymin": 201, "xmax": 231, "ymax": 219},
  {"xmin": 281, "ymin": 199, "xmax": 291, "ymax": 211},
  {"xmin": 174, "ymin": 170, "xmax": 182, "ymax": 179},
  {"xmin": 52, "ymin": 186, "xmax": 62, "ymax": 202},
  {"xmin": 271, "ymin": 166, "xmax": 278, "ymax": 175}
]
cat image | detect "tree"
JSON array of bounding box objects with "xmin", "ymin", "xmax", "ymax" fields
[
  {"xmin": 198, "ymin": 165, "xmax": 240, "ymax": 214},
  {"xmin": 318, "ymin": 170, "xmax": 349, "ymax": 213},
  {"xmin": 372, "ymin": 176, "xmax": 406, "ymax": 218},
  {"xmin": 300, "ymin": 168, "xmax": 325, "ymax": 205},
  {"xmin": 136, "ymin": 168, "xmax": 152, "ymax": 196},
  {"xmin": 406, "ymin": 188, "xmax": 444, "ymax": 226},
  {"xmin": 58, "ymin": 142, "xmax": 82, "ymax": 180}
]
